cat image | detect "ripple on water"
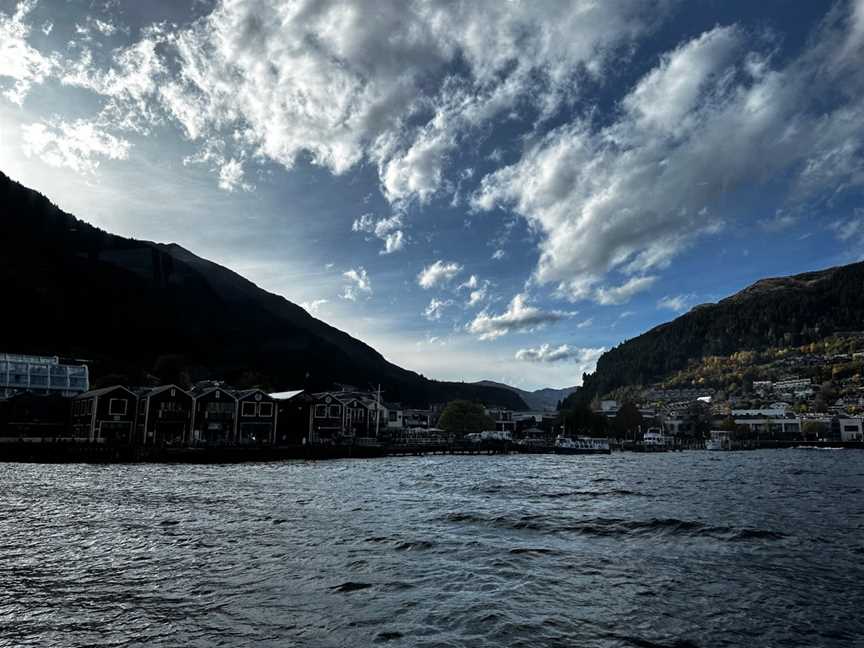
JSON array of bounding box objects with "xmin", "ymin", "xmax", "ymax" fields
[{"xmin": 0, "ymin": 452, "xmax": 862, "ymax": 647}]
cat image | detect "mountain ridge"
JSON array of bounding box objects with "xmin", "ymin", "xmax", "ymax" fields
[
  {"xmin": 566, "ymin": 260, "xmax": 864, "ymax": 406},
  {"xmin": 474, "ymin": 380, "xmax": 577, "ymax": 411},
  {"xmin": 0, "ymin": 170, "xmax": 527, "ymax": 410}
]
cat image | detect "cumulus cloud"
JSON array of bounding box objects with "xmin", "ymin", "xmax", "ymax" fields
[
  {"xmin": 2, "ymin": 0, "xmax": 667, "ymax": 195},
  {"xmin": 418, "ymin": 260, "xmax": 462, "ymax": 289},
  {"xmin": 515, "ymin": 344, "xmax": 606, "ymax": 365},
  {"xmin": 473, "ymin": 8, "xmax": 864, "ymax": 300},
  {"xmin": 341, "ymin": 267, "xmax": 372, "ymax": 301},
  {"xmin": 352, "ymin": 213, "xmax": 406, "ymax": 254},
  {"xmin": 467, "ymin": 293, "xmax": 571, "ymax": 340},
  {"xmin": 21, "ymin": 118, "xmax": 130, "ymax": 173},
  {"xmin": 423, "ymin": 298, "xmax": 453, "ymax": 321}
]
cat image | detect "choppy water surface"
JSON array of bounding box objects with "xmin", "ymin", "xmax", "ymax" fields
[{"xmin": 1, "ymin": 450, "xmax": 863, "ymax": 647}]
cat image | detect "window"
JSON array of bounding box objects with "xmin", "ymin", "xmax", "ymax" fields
[
  {"xmin": 259, "ymin": 402, "xmax": 273, "ymax": 417},
  {"xmin": 314, "ymin": 404, "xmax": 327, "ymax": 418},
  {"xmin": 242, "ymin": 402, "xmax": 256, "ymax": 417},
  {"xmin": 329, "ymin": 405, "xmax": 341, "ymax": 418},
  {"xmin": 389, "ymin": 411, "xmax": 397, "ymax": 422},
  {"xmin": 108, "ymin": 398, "xmax": 127, "ymax": 416}
]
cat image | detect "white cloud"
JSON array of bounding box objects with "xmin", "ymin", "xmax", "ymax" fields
[
  {"xmin": 594, "ymin": 276, "xmax": 657, "ymax": 306},
  {"xmin": 657, "ymin": 294, "xmax": 694, "ymax": 313},
  {"xmin": 515, "ymin": 344, "xmax": 605, "ymax": 366},
  {"xmin": 418, "ymin": 260, "xmax": 462, "ymax": 289},
  {"xmin": 0, "ymin": 1, "xmax": 58, "ymax": 104},
  {"xmin": 352, "ymin": 213, "xmax": 406, "ymax": 254},
  {"xmin": 458, "ymin": 274, "xmax": 491, "ymax": 307},
  {"xmin": 576, "ymin": 318, "xmax": 593, "ymax": 329},
  {"xmin": 491, "ymin": 249, "xmax": 506, "ymax": 261},
  {"xmin": 341, "ymin": 267, "xmax": 372, "ymax": 301},
  {"xmin": 473, "ymin": 10, "xmax": 864, "ymax": 300},
  {"xmin": 218, "ymin": 158, "xmax": 251, "ymax": 192},
  {"xmin": 3, "ymin": 0, "xmax": 669, "ymax": 195},
  {"xmin": 21, "ymin": 118, "xmax": 130, "ymax": 173},
  {"xmin": 830, "ymin": 209, "xmax": 864, "ymax": 242},
  {"xmin": 467, "ymin": 293, "xmax": 571, "ymax": 340},
  {"xmin": 301, "ymin": 299, "xmax": 329, "ymax": 316},
  {"xmin": 423, "ymin": 298, "xmax": 453, "ymax": 321}
]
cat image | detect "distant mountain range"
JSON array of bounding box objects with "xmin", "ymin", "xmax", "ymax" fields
[
  {"xmin": 0, "ymin": 170, "xmax": 527, "ymax": 410},
  {"xmin": 566, "ymin": 261, "xmax": 864, "ymax": 407},
  {"xmin": 474, "ymin": 381, "xmax": 577, "ymax": 411}
]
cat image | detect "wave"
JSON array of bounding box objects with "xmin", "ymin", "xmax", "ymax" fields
[
  {"xmin": 330, "ymin": 581, "xmax": 373, "ymax": 593},
  {"xmin": 440, "ymin": 512, "xmax": 787, "ymax": 541},
  {"xmin": 539, "ymin": 489, "xmax": 648, "ymax": 499}
]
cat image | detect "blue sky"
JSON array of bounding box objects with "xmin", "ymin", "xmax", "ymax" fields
[{"xmin": 1, "ymin": 0, "xmax": 863, "ymax": 390}]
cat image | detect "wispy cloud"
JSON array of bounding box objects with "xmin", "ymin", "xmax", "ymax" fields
[
  {"xmin": 21, "ymin": 118, "xmax": 130, "ymax": 174},
  {"xmin": 657, "ymin": 293, "xmax": 694, "ymax": 313},
  {"xmin": 341, "ymin": 267, "xmax": 372, "ymax": 301},
  {"xmin": 352, "ymin": 213, "xmax": 406, "ymax": 254}
]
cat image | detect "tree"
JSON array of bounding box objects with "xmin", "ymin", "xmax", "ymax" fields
[
  {"xmin": 437, "ymin": 401, "xmax": 495, "ymax": 437},
  {"xmin": 559, "ymin": 404, "xmax": 609, "ymax": 437},
  {"xmin": 802, "ymin": 421, "xmax": 827, "ymax": 440},
  {"xmin": 613, "ymin": 402, "xmax": 642, "ymax": 440}
]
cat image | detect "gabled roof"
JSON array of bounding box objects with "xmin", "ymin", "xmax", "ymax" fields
[
  {"xmin": 193, "ymin": 386, "xmax": 238, "ymax": 401},
  {"xmin": 269, "ymin": 389, "xmax": 304, "ymax": 400},
  {"xmin": 76, "ymin": 384, "xmax": 136, "ymax": 400},
  {"xmin": 140, "ymin": 384, "xmax": 191, "ymax": 398},
  {"xmin": 235, "ymin": 388, "xmax": 273, "ymax": 400}
]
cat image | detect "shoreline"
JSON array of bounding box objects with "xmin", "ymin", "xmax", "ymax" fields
[{"xmin": 1, "ymin": 439, "xmax": 862, "ymax": 464}]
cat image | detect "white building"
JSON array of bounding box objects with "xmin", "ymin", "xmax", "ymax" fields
[
  {"xmin": 837, "ymin": 418, "xmax": 864, "ymax": 441},
  {"xmin": 0, "ymin": 353, "xmax": 89, "ymax": 398}
]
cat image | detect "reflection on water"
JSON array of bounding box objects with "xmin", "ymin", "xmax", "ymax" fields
[{"xmin": 1, "ymin": 450, "xmax": 863, "ymax": 647}]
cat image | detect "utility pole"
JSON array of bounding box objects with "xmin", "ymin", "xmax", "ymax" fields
[{"xmin": 375, "ymin": 384, "xmax": 381, "ymax": 438}]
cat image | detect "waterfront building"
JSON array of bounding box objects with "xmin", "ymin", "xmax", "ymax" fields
[
  {"xmin": 381, "ymin": 402, "xmax": 404, "ymax": 429},
  {"xmin": 403, "ymin": 408, "xmax": 433, "ymax": 429},
  {"xmin": 191, "ymin": 387, "xmax": 238, "ymax": 446},
  {"xmin": 836, "ymin": 417, "xmax": 864, "ymax": 441},
  {"xmin": 235, "ymin": 389, "xmax": 277, "ymax": 445},
  {"xmin": 270, "ymin": 390, "xmax": 314, "ymax": 445},
  {"xmin": 486, "ymin": 408, "xmax": 516, "ymax": 434},
  {"xmin": 137, "ymin": 385, "xmax": 194, "ymax": 446},
  {"xmin": 0, "ymin": 352, "xmax": 89, "ymax": 398},
  {"xmin": 342, "ymin": 395, "xmax": 379, "ymax": 439},
  {"xmin": 0, "ymin": 392, "xmax": 71, "ymax": 441},
  {"xmin": 310, "ymin": 393, "xmax": 345, "ymax": 443},
  {"xmin": 72, "ymin": 385, "xmax": 138, "ymax": 443}
]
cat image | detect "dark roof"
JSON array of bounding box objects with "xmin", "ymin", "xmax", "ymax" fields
[{"xmin": 76, "ymin": 385, "xmax": 136, "ymax": 400}]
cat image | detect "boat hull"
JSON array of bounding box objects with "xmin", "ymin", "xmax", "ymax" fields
[{"xmin": 554, "ymin": 447, "xmax": 611, "ymax": 455}]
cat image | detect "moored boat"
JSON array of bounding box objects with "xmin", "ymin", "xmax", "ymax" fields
[{"xmin": 554, "ymin": 435, "xmax": 611, "ymax": 455}]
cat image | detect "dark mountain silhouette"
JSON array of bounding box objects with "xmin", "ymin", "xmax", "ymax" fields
[
  {"xmin": 566, "ymin": 262, "xmax": 864, "ymax": 407},
  {"xmin": 0, "ymin": 170, "xmax": 526, "ymax": 409},
  {"xmin": 474, "ymin": 380, "xmax": 577, "ymax": 411}
]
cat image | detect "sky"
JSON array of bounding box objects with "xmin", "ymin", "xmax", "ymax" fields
[{"xmin": 1, "ymin": 0, "xmax": 864, "ymax": 391}]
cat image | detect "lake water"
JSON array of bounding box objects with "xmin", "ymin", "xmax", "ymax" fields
[{"xmin": 1, "ymin": 450, "xmax": 863, "ymax": 647}]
